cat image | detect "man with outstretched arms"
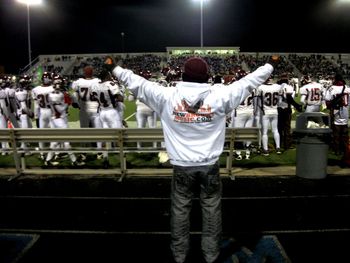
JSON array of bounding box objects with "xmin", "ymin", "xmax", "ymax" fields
[{"xmin": 107, "ymin": 55, "xmax": 275, "ymax": 263}]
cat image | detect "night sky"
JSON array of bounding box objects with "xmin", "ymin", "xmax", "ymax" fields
[{"xmin": 1, "ymin": 0, "xmax": 350, "ymax": 73}]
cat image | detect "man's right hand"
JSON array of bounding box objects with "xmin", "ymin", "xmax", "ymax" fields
[
  {"xmin": 267, "ymin": 55, "xmax": 280, "ymax": 68},
  {"xmin": 103, "ymin": 56, "xmax": 116, "ymax": 72}
]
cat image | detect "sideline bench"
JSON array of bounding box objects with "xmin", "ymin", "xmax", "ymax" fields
[{"xmin": 0, "ymin": 128, "xmax": 260, "ymax": 180}]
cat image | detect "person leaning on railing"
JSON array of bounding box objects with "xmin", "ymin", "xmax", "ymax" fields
[{"xmin": 103, "ymin": 55, "xmax": 277, "ymax": 263}]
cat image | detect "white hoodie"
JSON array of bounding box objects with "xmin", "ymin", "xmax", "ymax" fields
[{"xmin": 113, "ymin": 64, "xmax": 273, "ymax": 166}]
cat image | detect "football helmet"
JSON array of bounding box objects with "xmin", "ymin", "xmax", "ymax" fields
[
  {"xmin": 19, "ymin": 75, "xmax": 32, "ymax": 88},
  {"xmin": 235, "ymin": 69, "xmax": 247, "ymax": 80},
  {"xmin": 300, "ymin": 75, "xmax": 312, "ymax": 86},
  {"xmin": 52, "ymin": 74, "xmax": 64, "ymax": 90},
  {"xmin": 41, "ymin": 71, "xmax": 52, "ymax": 85}
]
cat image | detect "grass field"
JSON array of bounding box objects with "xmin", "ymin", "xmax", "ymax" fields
[{"xmin": 0, "ymin": 144, "xmax": 343, "ymax": 169}]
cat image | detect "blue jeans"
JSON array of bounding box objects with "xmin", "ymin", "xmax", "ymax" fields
[{"xmin": 170, "ymin": 162, "xmax": 222, "ymax": 263}]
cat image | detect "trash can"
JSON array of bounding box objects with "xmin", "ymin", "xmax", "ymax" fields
[{"xmin": 293, "ymin": 112, "xmax": 332, "ymax": 179}]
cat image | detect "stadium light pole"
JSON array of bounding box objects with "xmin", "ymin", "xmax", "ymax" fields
[
  {"xmin": 17, "ymin": 0, "xmax": 42, "ymax": 68},
  {"xmin": 193, "ymin": 0, "xmax": 209, "ymax": 48},
  {"xmin": 121, "ymin": 32, "xmax": 125, "ymax": 53}
]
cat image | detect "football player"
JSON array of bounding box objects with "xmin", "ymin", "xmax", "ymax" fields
[
  {"xmin": 91, "ymin": 69, "xmax": 124, "ymax": 167},
  {"xmin": 3, "ymin": 75, "xmax": 19, "ymax": 128},
  {"xmin": 299, "ymin": 75, "xmax": 325, "ymax": 113},
  {"xmin": 71, "ymin": 65, "xmax": 103, "ymax": 159},
  {"xmin": 0, "ymin": 76, "xmax": 10, "ymax": 154},
  {"xmin": 257, "ymin": 76, "xmax": 284, "ymax": 156},
  {"xmin": 44, "ymin": 75, "xmax": 85, "ymax": 166},
  {"xmin": 71, "ymin": 65, "xmax": 101, "ymax": 129},
  {"xmin": 31, "ymin": 71, "xmax": 55, "ymax": 159},
  {"xmin": 15, "ymin": 75, "xmax": 34, "ymax": 154},
  {"xmin": 229, "ymin": 70, "xmax": 257, "ymax": 159},
  {"xmin": 299, "ymin": 74, "xmax": 326, "ymax": 127}
]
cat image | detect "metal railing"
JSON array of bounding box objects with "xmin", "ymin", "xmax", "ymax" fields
[{"xmin": 0, "ymin": 128, "xmax": 260, "ymax": 181}]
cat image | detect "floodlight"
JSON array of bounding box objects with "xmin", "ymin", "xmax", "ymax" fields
[
  {"xmin": 17, "ymin": 0, "xmax": 42, "ymax": 5},
  {"xmin": 16, "ymin": 0, "xmax": 43, "ymax": 68},
  {"xmin": 192, "ymin": 0, "xmax": 210, "ymax": 47}
]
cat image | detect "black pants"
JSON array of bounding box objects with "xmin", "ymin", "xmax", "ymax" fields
[{"xmin": 277, "ymin": 107, "xmax": 292, "ymax": 150}]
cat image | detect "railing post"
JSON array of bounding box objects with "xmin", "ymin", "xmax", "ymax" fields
[
  {"xmin": 8, "ymin": 129, "xmax": 22, "ymax": 179},
  {"xmin": 118, "ymin": 129, "xmax": 126, "ymax": 182},
  {"xmin": 227, "ymin": 128, "xmax": 235, "ymax": 180}
]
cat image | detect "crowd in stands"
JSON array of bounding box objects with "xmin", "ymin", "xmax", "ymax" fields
[{"xmin": 31, "ymin": 52, "xmax": 350, "ymax": 85}]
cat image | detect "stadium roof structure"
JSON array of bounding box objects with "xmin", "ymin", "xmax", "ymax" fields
[{"xmin": 166, "ymin": 46, "xmax": 240, "ymax": 56}]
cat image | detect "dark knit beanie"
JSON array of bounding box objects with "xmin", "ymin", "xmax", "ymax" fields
[
  {"xmin": 84, "ymin": 66, "xmax": 93, "ymax": 78},
  {"xmin": 182, "ymin": 57, "xmax": 209, "ymax": 83}
]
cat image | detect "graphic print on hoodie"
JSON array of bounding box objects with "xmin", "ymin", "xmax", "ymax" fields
[{"xmin": 173, "ymin": 89, "xmax": 213, "ymax": 123}]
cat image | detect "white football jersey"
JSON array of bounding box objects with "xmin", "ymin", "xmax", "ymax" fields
[
  {"xmin": 15, "ymin": 87, "xmax": 30, "ymax": 115},
  {"xmin": 48, "ymin": 91, "xmax": 67, "ymax": 119},
  {"xmin": 0, "ymin": 88, "xmax": 7, "ymax": 115},
  {"xmin": 299, "ymin": 82, "xmax": 325, "ymax": 106},
  {"xmin": 257, "ymin": 83, "xmax": 283, "ymax": 115},
  {"xmin": 71, "ymin": 78, "xmax": 100, "ymax": 113},
  {"xmin": 278, "ymin": 83, "xmax": 295, "ymax": 109},
  {"xmin": 91, "ymin": 81, "xmax": 121, "ymax": 110},
  {"xmin": 324, "ymin": 84, "xmax": 350, "ymax": 125},
  {"xmin": 32, "ymin": 85, "xmax": 55, "ymax": 109},
  {"xmin": 235, "ymin": 90, "xmax": 256, "ymax": 115}
]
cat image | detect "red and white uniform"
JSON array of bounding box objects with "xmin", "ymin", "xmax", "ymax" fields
[
  {"xmin": 257, "ymin": 83, "xmax": 283, "ymax": 152},
  {"xmin": 4, "ymin": 86, "xmax": 19, "ymax": 128},
  {"xmin": 91, "ymin": 80, "xmax": 123, "ymax": 159},
  {"xmin": 15, "ymin": 87, "xmax": 32, "ymax": 128},
  {"xmin": 32, "ymin": 84, "xmax": 54, "ymax": 156},
  {"xmin": 129, "ymin": 92, "xmax": 157, "ymax": 148},
  {"xmin": 15, "ymin": 87, "xmax": 33, "ymax": 151},
  {"xmin": 44, "ymin": 90, "xmax": 79, "ymax": 163},
  {"xmin": 32, "ymin": 85, "xmax": 55, "ymax": 128},
  {"xmin": 0, "ymin": 87, "xmax": 9, "ymax": 152},
  {"xmin": 324, "ymin": 84, "xmax": 350, "ymax": 126},
  {"xmin": 299, "ymin": 81, "xmax": 325, "ymax": 112},
  {"xmin": 91, "ymin": 80, "xmax": 123, "ymax": 128},
  {"xmin": 230, "ymin": 91, "xmax": 257, "ymax": 158},
  {"xmin": 71, "ymin": 77, "xmax": 101, "ymax": 129}
]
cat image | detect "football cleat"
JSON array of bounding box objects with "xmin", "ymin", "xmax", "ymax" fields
[
  {"xmin": 96, "ymin": 153, "xmax": 104, "ymax": 160},
  {"xmin": 103, "ymin": 159, "xmax": 109, "ymax": 169},
  {"xmin": 235, "ymin": 154, "xmax": 243, "ymax": 161},
  {"xmin": 79, "ymin": 154, "xmax": 87, "ymax": 161},
  {"xmin": 44, "ymin": 160, "xmax": 59, "ymax": 166},
  {"xmin": 262, "ymin": 150, "xmax": 269, "ymax": 156},
  {"xmin": 71, "ymin": 160, "xmax": 85, "ymax": 167}
]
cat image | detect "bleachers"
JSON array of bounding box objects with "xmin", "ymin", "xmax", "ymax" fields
[{"xmin": 22, "ymin": 51, "xmax": 350, "ymax": 82}]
